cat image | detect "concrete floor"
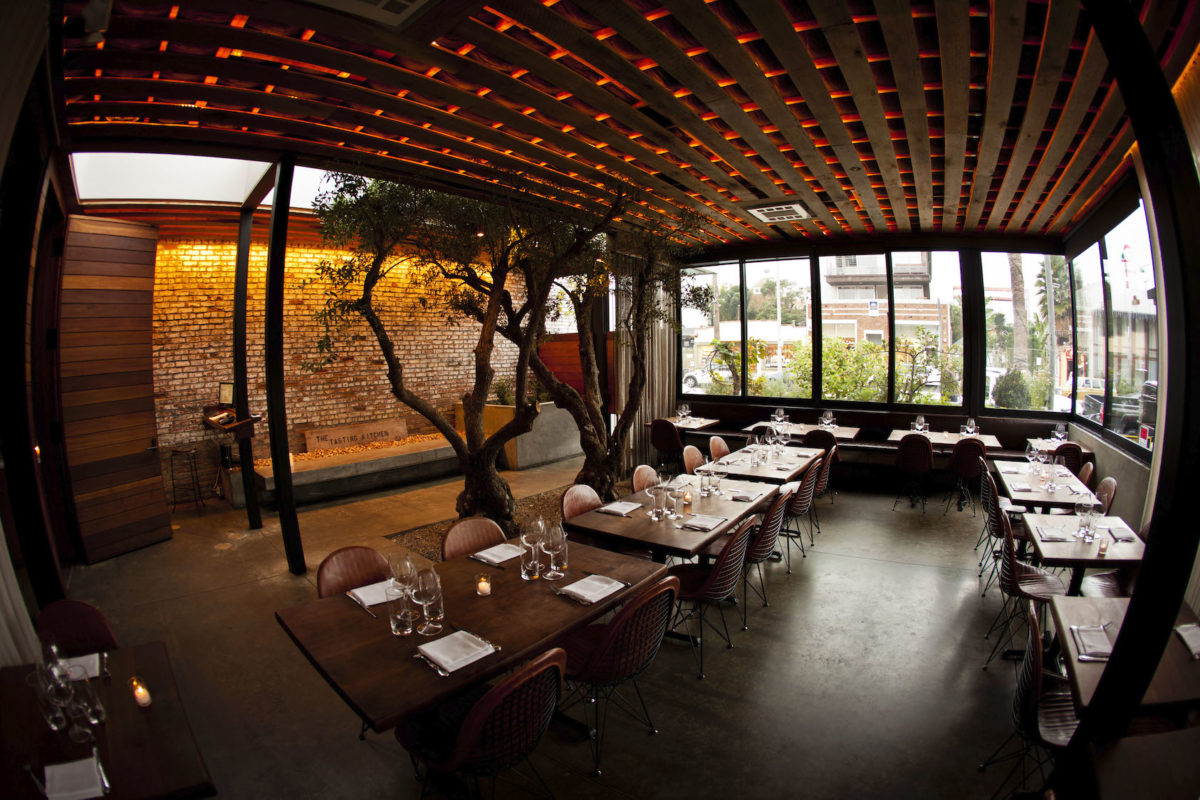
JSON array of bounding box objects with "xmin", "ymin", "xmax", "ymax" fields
[{"xmin": 66, "ymin": 461, "xmax": 1023, "ymax": 800}]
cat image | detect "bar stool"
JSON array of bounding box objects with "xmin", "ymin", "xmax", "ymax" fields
[{"xmin": 169, "ymin": 447, "xmax": 205, "ymax": 511}]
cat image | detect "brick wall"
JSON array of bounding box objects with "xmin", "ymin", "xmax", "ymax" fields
[{"xmin": 151, "ymin": 237, "xmax": 520, "ymax": 500}]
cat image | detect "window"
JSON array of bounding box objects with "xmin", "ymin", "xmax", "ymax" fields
[
  {"xmin": 892, "ymin": 251, "xmax": 963, "ymax": 406},
  {"xmin": 1071, "ymin": 244, "xmax": 1106, "ymax": 422},
  {"xmin": 680, "ymin": 263, "xmax": 742, "ymax": 395},
  {"xmin": 982, "ymin": 252, "xmax": 1062, "ymax": 411},
  {"xmin": 819, "ymin": 255, "xmax": 888, "ymax": 402},
  {"xmin": 744, "ymin": 257, "xmax": 812, "ymax": 399},
  {"xmin": 1102, "ymin": 202, "xmax": 1158, "ymax": 445}
]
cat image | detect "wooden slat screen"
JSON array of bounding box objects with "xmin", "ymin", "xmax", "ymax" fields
[{"xmin": 59, "ymin": 215, "xmax": 170, "ymax": 562}]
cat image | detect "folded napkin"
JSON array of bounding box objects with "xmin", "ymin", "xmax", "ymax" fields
[
  {"xmin": 682, "ymin": 515, "xmax": 726, "ymax": 532},
  {"xmin": 1175, "ymin": 623, "xmax": 1200, "ymax": 659},
  {"xmin": 417, "ymin": 630, "xmax": 496, "ymax": 673},
  {"xmin": 559, "ymin": 575, "xmax": 625, "ymax": 604},
  {"xmin": 598, "ymin": 501, "xmax": 642, "ymax": 517},
  {"xmin": 997, "ymin": 463, "xmax": 1022, "ymax": 474},
  {"xmin": 347, "ymin": 579, "xmax": 392, "ymax": 608},
  {"xmin": 1056, "ymin": 467, "xmax": 1072, "ymax": 477},
  {"xmin": 45, "ymin": 756, "xmax": 104, "ymax": 800},
  {"xmin": 471, "ymin": 542, "xmax": 524, "ymax": 564},
  {"xmin": 1107, "ymin": 528, "xmax": 1137, "ymax": 544},
  {"xmin": 62, "ymin": 654, "xmax": 100, "ymax": 680},
  {"xmin": 731, "ymin": 490, "xmax": 762, "ymax": 502},
  {"xmin": 1009, "ymin": 480, "xmax": 1032, "ymax": 492},
  {"xmin": 1070, "ymin": 625, "xmax": 1113, "ymax": 660},
  {"xmin": 1034, "ymin": 526, "xmax": 1070, "ymax": 542},
  {"xmin": 774, "ymin": 464, "xmax": 794, "ymax": 471}
]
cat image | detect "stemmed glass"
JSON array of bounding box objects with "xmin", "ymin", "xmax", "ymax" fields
[
  {"xmin": 915, "ymin": 415, "xmax": 927, "ymax": 432},
  {"xmin": 1053, "ymin": 423, "xmax": 1068, "ymax": 442},
  {"xmin": 666, "ymin": 479, "xmax": 686, "ymax": 520},
  {"xmin": 820, "ymin": 410, "xmax": 833, "ymax": 428},
  {"xmin": 520, "ymin": 520, "xmax": 544, "ymax": 580},
  {"xmin": 413, "ymin": 568, "xmax": 444, "ymax": 636},
  {"xmin": 540, "ymin": 523, "xmax": 567, "ymax": 580},
  {"xmin": 966, "ymin": 418, "xmax": 977, "ymax": 435},
  {"xmin": 1025, "ymin": 442, "xmax": 1038, "ymax": 469},
  {"xmin": 710, "ymin": 461, "xmax": 728, "ymax": 495},
  {"xmin": 645, "ymin": 482, "xmax": 664, "ymax": 520},
  {"xmin": 680, "ymin": 403, "xmax": 691, "ymax": 419}
]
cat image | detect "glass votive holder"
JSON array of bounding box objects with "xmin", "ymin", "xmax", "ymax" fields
[
  {"xmin": 1097, "ymin": 537, "xmax": 1110, "ymax": 556},
  {"xmin": 129, "ymin": 676, "xmax": 152, "ymax": 708},
  {"xmin": 475, "ymin": 573, "xmax": 492, "ymax": 596}
]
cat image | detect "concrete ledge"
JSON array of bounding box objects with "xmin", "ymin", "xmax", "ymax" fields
[{"xmin": 229, "ymin": 437, "xmax": 460, "ymax": 508}]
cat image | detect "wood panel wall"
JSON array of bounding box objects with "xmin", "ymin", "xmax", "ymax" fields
[
  {"xmin": 538, "ymin": 333, "xmax": 615, "ymax": 412},
  {"xmin": 59, "ymin": 215, "xmax": 170, "ymax": 562}
]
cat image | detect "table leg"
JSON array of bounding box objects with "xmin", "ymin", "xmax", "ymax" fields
[{"xmin": 1067, "ymin": 567, "xmax": 1086, "ymax": 596}]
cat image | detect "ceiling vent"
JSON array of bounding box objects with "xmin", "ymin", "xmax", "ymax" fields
[{"xmin": 745, "ymin": 202, "xmax": 811, "ymax": 223}]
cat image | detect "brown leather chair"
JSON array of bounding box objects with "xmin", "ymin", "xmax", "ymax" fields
[
  {"xmin": 35, "ymin": 599, "xmax": 119, "ymax": 657},
  {"xmin": 561, "ymin": 484, "xmax": 602, "ymax": 520},
  {"xmin": 682, "ymin": 445, "xmax": 704, "ymax": 475},
  {"xmin": 709, "ymin": 435, "xmax": 731, "ymax": 462},
  {"xmin": 631, "ymin": 464, "xmax": 657, "ymax": 493},
  {"xmin": 1081, "ymin": 522, "xmax": 1148, "ymax": 598},
  {"xmin": 442, "ymin": 516, "xmax": 506, "ymax": 561},
  {"xmin": 316, "ymin": 546, "xmax": 390, "ymax": 598},
  {"xmin": 1077, "ymin": 461, "xmax": 1095, "ymax": 490},
  {"xmin": 893, "ymin": 433, "xmax": 934, "ymax": 512},
  {"xmin": 1051, "ymin": 441, "xmax": 1084, "ymax": 475},
  {"xmin": 395, "ymin": 647, "xmax": 565, "ymax": 795},
  {"xmin": 668, "ymin": 517, "xmax": 753, "ymax": 678},
  {"xmin": 804, "ymin": 427, "xmax": 837, "ymax": 455},
  {"xmin": 1096, "ymin": 476, "xmax": 1118, "ymax": 514},
  {"xmin": 943, "ymin": 437, "xmax": 987, "ymax": 516},
  {"xmin": 559, "ymin": 576, "xmax": 679, "ymax": 776}
]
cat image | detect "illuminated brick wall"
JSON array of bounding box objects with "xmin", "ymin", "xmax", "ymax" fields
[{"xmin": 151, "ymin": 237, "xmax": 520, "ymax": 500}]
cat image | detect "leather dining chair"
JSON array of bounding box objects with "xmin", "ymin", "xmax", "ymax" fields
[
  {"xmin": 559, "ymin": 576, "xmax": 679, "ymax": 776},
  {"xmin": 1051, "ymin": 441, "xmax": 1084, "ymax": 475},
  {"xmin": 810, "ymin": 442, "xmax": 839, "ymax": 536},
  {"xmin": 943, "ymin": 436, "xmax": 987, "ymax": 516},
  {"xmin": 1096, "ymin": 476, "xmax": 1118, "ymax": 514},
  {"xmin": 1077, "ymin": 461, "xmax": 1095, "ymax": 490},
  {"xmin": 316, "ymin": 546, "xmax": 391, "ymax": 598},
  {"xmin": 650, "ymin": 419, "xmax": 684, "ymax": 471},
  {"xmin": 709, "ymin": 435, "xmax": 730, "ymax": 462},
  {"xmin": 893, "ymin": 433, "xmax": 934, "ymax": 512},
  {"xmin": 682, "ymin": 445, "xmax": 704, "ymax": 475},
  {"xmin": 631, "ymin": 464, "xmax": 657, "ymax": 493},
  {"xmin": 442, "ymin": 516, "xmax": 506, "ymax": 561},
  {"xmin": 1081, "ymin": 522, "xmax": 1147, "ymax": 598},
  {"xmin": 395, "ymin": 647, "xmax": 566, "ymax": 798},
  {"xmin": 561, "ymin": 484, "xmax": 602, "ymax": 520},
  {"xmin": 35, "ymin": 599, "xmax": 119, "ymax": 657}
]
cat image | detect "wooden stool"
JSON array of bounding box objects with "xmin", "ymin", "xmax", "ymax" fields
[{"xmin": 169, "ymin": 447, "xmax": 204, "ymax": 511}]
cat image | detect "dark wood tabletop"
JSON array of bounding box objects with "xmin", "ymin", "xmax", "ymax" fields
[
  {"xmin": 0, "ymin": 642, "xmax": 214, "ymax": 800},
  {"xmin": 1024, "ymin": 513, "xmax": 1143, "ymax": 595},
  {"xmin": 742, "ymin": 421, "xmax": 861, "ymax": 440},
  {"xmin": 1092, "ymin": 726, "xmax": 1200, "ymax": 800},
  {"xmin": 1050, "ymin": 596, "xmax": 1200, "ymax": 712},
  {"xmin": 276, "ymin": 543, "xmax": 667, "ymax": 733},
  {"xmin": 993, "ymin": 459, "xmax": 1098, "ymax": 510},
  {"xmin": 888, "ymin": 429, "xmax": 1003, "ymax": 449},
  {"xmin": 713, "ymin": 445, "xmax": 822, "ymax": 484},
  {"xmin": 563, "ymin": 479, "xmax": 776, "ymax": 560}
]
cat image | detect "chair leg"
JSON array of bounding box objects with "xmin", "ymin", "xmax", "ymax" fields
[
  {"xmin": 810, "ymin": 503, "xmax": 821, "ymax": 541},
  {"xmin": 584, "ymin": 684, "xmax": 606, "ymax": 777},
  {"xmin": 629, "ymin": 678, "xmax": 657, "ymax": 736}
]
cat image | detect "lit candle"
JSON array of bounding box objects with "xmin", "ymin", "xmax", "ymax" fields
[
  {"xmin": 476, "ymin": 574, "xmax": 491, "ymax": 596},
  {"xmin": 683, "ymin": 491, "xmax": 692, "ymax": 505},
  {"xmin": 130, "ymin": 676, "xmax": 152, "ymax": 707},
  {"xmin": 1097, "ymin": 538, "xmax": 1110, "ymax": 556}
]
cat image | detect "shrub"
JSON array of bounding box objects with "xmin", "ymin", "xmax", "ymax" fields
[{"xmin": 992, "ymin": 369, "xmax": 1031, "ymax": 409}]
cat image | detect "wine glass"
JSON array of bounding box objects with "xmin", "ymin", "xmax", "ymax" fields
[
  {"xmin": 710, "ymin": 461, "xmax": 728, "ymax": 495},
  {"xmin": 1025, "ymin": 442, "xmax": 1038, "ymax": 468},
  {"xmin": 915, "ymin": 415, "xmax": 926, "ymax": 432},
  {"xmin": 681, "ymin": 403, "xmax": 691, "ymax": 419},
  {"xmin": 390, "ymin": 553, "xmax": 417, "ymax": 593},
  {"xmin": 966, "ymin": 417, "xmax": 977, "ymax": 435},
  {"xmin": 413, "ymin": 568, "xmax": 444, "ymax": 636},
  {"xmin": 540, "ymin": 523, "xmax": 567, "ymax": 580}
]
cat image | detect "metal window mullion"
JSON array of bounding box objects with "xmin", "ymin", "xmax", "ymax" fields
[{"xmin": 886, "ymin": 252, "xmax": 896, "ymax": 405}]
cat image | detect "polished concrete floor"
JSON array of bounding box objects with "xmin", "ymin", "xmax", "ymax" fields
[{"xmin": 67, "ymin": 461, "xmax": 1024, "ymax": 799}]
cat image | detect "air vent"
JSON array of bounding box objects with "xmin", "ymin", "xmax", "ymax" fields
[{"xmin": 746, "ymin": 203, "xmax": 811, "ymax": 223}]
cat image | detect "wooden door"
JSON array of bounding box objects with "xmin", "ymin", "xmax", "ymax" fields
[{"xmin": 59, "ymin": 215, "xmax": 170, "ymax": 562}]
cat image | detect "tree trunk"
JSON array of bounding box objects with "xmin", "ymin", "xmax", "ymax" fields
[
  {"xmin": 455, "ymin": 455, "xmax": 517, "ymax": 533},
  {"xmin": 1008, "ymin": 252, "xmax": 1030, "ymax": 371}
]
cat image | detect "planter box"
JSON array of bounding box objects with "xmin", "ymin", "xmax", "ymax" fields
[{"xmin": 455, "ymin": 401, "xmax": 582, "ymax": 470}]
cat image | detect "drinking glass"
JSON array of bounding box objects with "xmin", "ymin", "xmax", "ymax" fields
[
  {"xmin": 520, "ymin": 522, "xmax": 543, "ymax": 580},
  {"xmin": 820, "ymin": 410, "xmax": 833, "ymax": 428},
  {"xmin": 63, "ymin": 666, "xmax": 97, "ymax": 743},
  {"xmin": 413, "ymin": 568, "xmax": 444, "ymax": 636},
  {"xmin": 966, "ymin": 418, "xmax": 977, "ymax": 435},
  {"xmin": 681, "ymin": 403, "xmax": 690, "ymax": 419},
  {"xmin": 667, "ymin": 481, "xmax": 686, "ymax": 520},
  {"xmin": 696, "ymin": 465, "xmax": 711, "ymax": 497},
  {"xmin": 645, "ymin": 484, "xmax": 663, "ymax": 520},
  {"xmin": 1074, "ymin": 501, "xmax": 1092, "ymax": 539},
  {"xmin": 540, "ymin": 523, "xmax": 567, "ymax": 580},
  {"xmin": 1025, "ymin": 442, "xmax": 1038, "ymax": 467},
  {"xmin": 915, "ymin": 415, "xmax": 926, "ymax": 432},
  {"xmin": 710, "ymin": 462, "xmax": 728, "ymax": 494},
  {"xmin": 26, "ymin": 669, "xmax": 66, "ymax": 731},
  {"xmin": 960, "ymin": 424, "xmax": 969, "ymax": 436},
  {"xmin": 773, "ymin": 407, "xmax": 785, "ymax": 423},
  {"xmin": 67, "ymin": 666, "xmax": 105, "ymax": 725},
  {"xmin": 1054, "ymin": 423, "xmax": 1067, "ymax": 441},
  {"xmin": 386, "ymin": 583, "xmax": 415, "ymax": 636},
  {"xmin": 390, "ymin": 553, "xmax": 417, "ymax": 593}
]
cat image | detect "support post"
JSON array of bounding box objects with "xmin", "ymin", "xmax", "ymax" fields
[
  {"xmin": 263, "ymin": 155, "xmax": 305, "ymax": 575},
  {"xmin": 233, "ymin": 206, "xmax": 262, "ymax": 530}
]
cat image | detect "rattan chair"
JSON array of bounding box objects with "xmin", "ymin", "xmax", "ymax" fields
[
  {"xmin": 893, "ymin": 433, "xmax": 934, "ymax": 512},
  {"xmin": 1051, "ymin": 441, "xmax": 1083, "ymax": 475},
  {"xmin": 983, "ymin": 509, "xmax": 1066, "ymax": 670},
  {"xmin": 943, "ymin": 437, "xmax": 987, "ymax": 516},
  {"xmin": 668, "ymin": 517, "xmax": 753, "ymax": 678},
  {"xmin": 650, "ymin": 419, "xmax": 684, "ymax": 471},
  {"xmin": 781, "ymin": 457, "xmax": 823, "ymax": 570},
  {"xmin": 35, "ymin": 600, "xmax": 119, "ymax": 658},
  {"xmin": 316, "ymin": 546, "xmax": 390, "ymax": 598},
  {"xmin": 559, "ymin": 576, "xmax": 679, "ymax": 776},
  {"xmin": 682, "ymin": 445, "xmax": 704, "ymax": 475},
  {"xmin": 1096, "ymin": 476, "xmax": 1118, "ymax": 514},
  {"xmin": 442, "ymin": 516, "xmax": 506, "ymax": 561},
  {"xmin": 979, "ymin": 601, "xmax": 1078, "ymax": 798},
  {"xmin": 396, "ymin": 648, "xmax": 566, "ymax": 798},
  {"xmin": 631, "ymin": 465, "xmax": 657, "ymax": 493},
  {"xmin": 738, "ymin": 487, "xmax": 793, "ymax": 631},
  {"xmin": 708, "ymin": 436, "xmax": 730, "ymax": 462}
]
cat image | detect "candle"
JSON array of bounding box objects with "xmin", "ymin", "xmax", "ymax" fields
[
  {"xmin": 1097, "ymin": 538, "xmax": 1110, "ymax": 556},
  {"xmin": 476, "ymin": 573, "xmax": 491, "ymax": 596},
  {"xmin": 683, "ymin": 491, "xmax": 692, "ymax": 505},
  {"xmin": 130, "ymin": 676, "xmax": 152, "ymax": 707}
]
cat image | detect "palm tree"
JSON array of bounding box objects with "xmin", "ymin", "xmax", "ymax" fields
[{"xmin": 1008, "ymin": 252, "xmax": 1030, "ymax": 370}]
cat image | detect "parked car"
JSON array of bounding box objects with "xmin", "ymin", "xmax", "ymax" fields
[{"xmin": 1080, "ymin": 392, "xmax": 1140, "ymax": 434}]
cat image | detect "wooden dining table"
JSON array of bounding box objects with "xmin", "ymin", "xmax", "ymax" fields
[
  {"xmin": 713, "ymin": 445, "xmax": 823, "ymax": 484},
  {"xmin": 276, "ymin": 543, "xmax": 666, "ymax": 733},
  {"xmin": 1028, "ymin": 437, "xmax": 1093, "ymax": 456},
  {"xmin": 742, "ymin": 421, "xmax": 861, "ymax": 440},
  {"xmin": 887, "ymin": 429, "xmax": 1003, "ymax": 449},
  {"xmin": 1049, "ymin": 596, "xmax": 1200, "ymax": 713},
  {"xmin": 0, "ymin": 642, "xmax": 215, "ymax": 800},
  {"xmin": 647, "ymin": 416, "xmax": 719, "ymax": 431},
  {"xmin": 562, "ymin": 478, "xmax": 777, "ymax": 562},
  {"xmin": 1024, "ymin": 513, "xmax": 1144, "ymax": 595},
  {"xmin": 993, "ymin": 459, "xmax": 1098, "ymax": 510}
]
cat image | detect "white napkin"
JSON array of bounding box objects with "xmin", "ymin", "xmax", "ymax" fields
[
  {"xmin": 682, "ymin": 515, "xmax": 726, "ymax": 531},
  {"xmin": 560, "ymin": 575, "xmax": 624, "ymax": 604},
  {"xmin": 347, "ymin": 579, "xmax": 392, "ymax": 608},
  {"xmin": 417, "ymin": 630, "xmax": 496, "ymax": 673},
  {"xmin": 1175, "ymin": 623, "xmax": 1200, "ymax": 659},
  {"xmin": 774, "ymin": 464, "xmax": 794, "ymax": 471},
  {"xmin": 997, "ymin": 463, "xmax": 1022, "ymax": 474},
  {"xmin": 45, "ymin": 756, "xmax": 104, "ymax": 800},
  {"xmin": 472, "ymin": 542, "xmax": 524, "ymax": 564},
  {"xmin": 1071, "ymin": 625, "xmax": 1113, "ymax": 659},
  {"xmin": 1009, "ymin": 480, "xmax": 1032, "ymax": 492},
  {"xmin": 731, "ymin": 490, "xmax": 762, "ymax": 502},
  {"xmin": 598, "ymin": 501, "xmax": 642, "ymax": 517},
  {"xmin": 62, "ymin": 654, "xmax": 100, "ymax": 680}
]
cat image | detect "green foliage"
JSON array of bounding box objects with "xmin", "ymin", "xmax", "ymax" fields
[
  {"xmin": 708, "ymin": 337, "xmax": 767, "ymax": 394},
  {"xmin": 992, "ymin": 369, "xmax": 1031, "ymax": 408},
  {"xmin": 821, "ymin": 337, "xmax": 888, "ymax": 402},
  {"xmin": 492, "ymin": 377, "xmax": 514, "ymax": 405}
]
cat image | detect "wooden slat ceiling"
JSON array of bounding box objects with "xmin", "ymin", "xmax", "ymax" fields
[{"xmin": 59, "ymin": 0, "xmax": 1200, "ymax": 249}]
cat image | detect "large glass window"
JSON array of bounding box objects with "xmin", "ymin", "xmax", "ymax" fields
[
  {"xmin": 744, "ymin": 257, "xmax": 812, "ymax": 398},
  {"xmin": 982, "ymin": 252, "xmax": 1062, "ymax": 411},
  {"xmin": 680, "ymin": 263, "xmax": 742, "ymax": 395},
  {"xmin": 1071, "ymin": 244, "xmax": 1106, "ymax": 422},
  {"xmin": 1103, "ymin": 203, "xmax": 1158, "ymax": 445},
  {"xmin": 819, "ymin": 255, "xmax": 888, "ymax": 402},
  {"xmin": 891, "ymin": 251, "xmax": 963, "ymax": 405}
]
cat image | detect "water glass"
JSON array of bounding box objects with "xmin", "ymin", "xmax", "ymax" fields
[
  {"xmin": 386, "ymin": 583, "xmax": 415, "ymax": 636},
  {"xmin": 915, "ymin": 415, "xmax": 926, "ymax": 432},
  {"xmin": 960, "ymin": 424, "xmax": 969, "ymax": 436},
  {"xmin": 520, "ymin": 542, "xmax": 542, "ymax": 580},
  {"xmin": 541, "ymin": 523, "xmax": 568, "ymax": 580},
  {"xmin": 966, "ymin": 418, "xmax": 977, "ymax": 435},
  {"xmin": 69, "ymin": 667, "xmax": 105, "ymax": 725},
  {"xmin": 667, "ymin": 483, "xmax": 686, "ymax": 519},
  {"xmin": 414, "ymin": 568, "xmax": 444, "ymax": 635},
  {"xmin": 697, "ymin": 469, "xmax": 711, "ymax": 497},
  {"xmin": 710, "ymin": 463, "xmax": 727, "ymax": 494},
  {"xmin": 26, "ymin": 669, "xmax": 66, "ymax": 731}
]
